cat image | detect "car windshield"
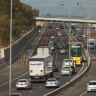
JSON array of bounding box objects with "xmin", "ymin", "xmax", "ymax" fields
[
  {"xmin": 62, "ymin": 67, "xmax": 70, "ymax": 71},
  {"xmin": 47, "ymin": 78, "xmax": 56, "ymax": 81},
  {"xmin": 64, "ymin": 59, "xmax": 72, "ymax": 62},
  {"xmin": 89, "ymin": 42, "xmax": 94, "ymax": 45},
  {"xmin": 18, "ymin": 79, "xmax": 27, "ymax": 82},
  {"xmin": 89, "ymin": 81, "xmax": 96, "ymax": 85}
]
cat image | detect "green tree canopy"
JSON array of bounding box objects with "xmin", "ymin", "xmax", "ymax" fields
[{"xmin": 0, "ymin": 0, "xmax": 39, "ymax": 47}]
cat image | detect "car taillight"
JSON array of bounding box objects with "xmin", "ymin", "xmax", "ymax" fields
[
  {"xmin": 40, "ymin": 70, "xmax": 44, "ymax": 72},
  {"xmin": 30, "ymin": 70, "xmax": 33, "ymax": 73}
]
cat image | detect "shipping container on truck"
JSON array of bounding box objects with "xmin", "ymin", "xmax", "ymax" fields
[{"xmin": 28, "ymin": 47, "xmax": 53, "ymax": 82}]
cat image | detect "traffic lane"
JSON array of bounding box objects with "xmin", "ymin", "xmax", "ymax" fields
[
  {"xmin": 0, "ymin": 60, "xmax": 28, "ymax": 85},
  {"xmin": 55, "ymin": 60, "xmax": 96, "ymax": 96}
]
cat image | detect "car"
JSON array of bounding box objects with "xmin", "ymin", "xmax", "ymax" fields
[
  {"xmin": 77, "ymin": 36, "xmax": 83, "ymax": 42},
  {"xmin": 45, "ymin": 66, "xmax": 53, "ymax": 73},
  {"xmin": 57, "ymin": 31, "xmax": 62, "ymax": 36},
  {"xmin": 56, "ymin": 27, "xmax": 60, "ymax": 30},
  {"xmin": 48, "ymin": 40, "xmax": 54, "ymax": 46},
  {"xmin": 11, "ymin": 93, "xmax": 22, "ymax": 96},
  {"xmin": 16, "ymin": 79, "xmax": 32, "ymax": 90},
  {"xmin": 49, "ymin": 49, "xmax": 54, "ymax": 54},
  {"xmin": 62, "ymin": 59, "xmax": 75, "ymax": 67},
  {"xmin": 62, "ymin": 59, "xmax": 76, "ymax": 74},
  {"xmin": 49, "ymin": 45, "xmax": 55, "ymax": 50},
  {"xmin": 53, "ymin": 65, "xmax": 59, "ymax": 72},
  {"xmin": 87, "ymin": 80, "xmax": 96, "ymax": 92},
  {"xmin": 61, "ymin": 66, "xmax": 73, "ymax": 76},
  {"xmin": 45, "ymin": 78, "xmax": 59, "ymax": 88},
  {"xmin": 59, "ymin": 48, "xmax": 67, "ymax": 54}
]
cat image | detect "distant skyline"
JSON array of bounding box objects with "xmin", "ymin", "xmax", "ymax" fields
[{"xmin": 20, "ymin": 0, "xmax": 96, "ymax": 17}]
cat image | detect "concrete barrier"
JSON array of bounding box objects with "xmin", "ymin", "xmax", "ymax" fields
[{"xmin": 0, "ymin": 26, "xmax": 39, "ymax": 68}]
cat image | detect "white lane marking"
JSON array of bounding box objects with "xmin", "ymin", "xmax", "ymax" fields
[
  {"xmin": 80, "ymin": 91, "xmax": 87, "ymax": 96},
  {"xmin": 0, "ymin": 72, "xmax": 28, "ymax": 87}
]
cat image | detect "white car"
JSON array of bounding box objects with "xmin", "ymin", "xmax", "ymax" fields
[
  {"xmin": 87, "ymin": 80, "xmax": 96, "ymax": 92},
  {"xmin": 61, "ymin": 66, "xmax": 72, "ymax": 76},
  {"xmin": 16, "ymin": 79, "xmax": 32, "ymax": 89},
  {"xmin": 62, "ymin": 59, "xmax": 76, "ymax": 74},
  {"xmin": 62, "ymin": 59, "xmax": 75, "ymax": 68},
  {"xmin": 45, "ymin": 78, "xmax": 59, "ymax": 88},
  {"xmin": 60, "ymin": 49, "xmax": 67, "ymax": 54},
  {"xmin": 56, "ymin": 27, "xmax": 60, "ymax": 30},
  {"xmin": 57, "ymin": 32, "xmax": 62, "ymax": 36}
]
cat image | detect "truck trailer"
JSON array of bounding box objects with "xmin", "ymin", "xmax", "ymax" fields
[{"xmin": 28, "ymin": 47, "xmax": 53, "ymax": 82}]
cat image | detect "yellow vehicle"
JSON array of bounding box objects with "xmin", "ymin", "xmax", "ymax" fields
[{"xmin": 70, "ymin": 42, "xmax": 82, "ymax": 66}]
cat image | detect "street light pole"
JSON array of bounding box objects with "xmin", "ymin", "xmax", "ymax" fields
[
  {"xmin": 9, "ymin": 0, "xmax": 12, "ymax": 95},
  {"xmin": 87, "ymin": 0, "xmax": 91, "ymax": 54},
  {"xmin": 68, "ymin": 1, "xmax": 71, "ymax": 60}
]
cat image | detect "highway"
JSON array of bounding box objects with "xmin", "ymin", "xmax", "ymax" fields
[{"xmin": 0, "ymin": 22, "xmax": 83, "ymax": 96}]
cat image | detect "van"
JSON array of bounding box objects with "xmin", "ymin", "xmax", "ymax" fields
[{"xmin": 87, "ymin": 39, "xmax": 95, "ymax": 48}]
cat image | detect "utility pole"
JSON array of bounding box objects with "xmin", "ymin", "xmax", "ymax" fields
[{"xmin": 9, "ymin": 0, "xmax": 12, "ymax": 95}]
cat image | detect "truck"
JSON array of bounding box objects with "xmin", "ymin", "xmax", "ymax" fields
[
  {"xmin": 70, "ymin": 42, "xmax": 82, "ymax": 66},
  {"xmin": 28, "ymin": 47, "xmax": 53, "ymax": 82}
]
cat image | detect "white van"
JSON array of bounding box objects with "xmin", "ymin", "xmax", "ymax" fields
[{"xmin": 87, "ymin": 39, "xmax": 96, "ymax": 48}]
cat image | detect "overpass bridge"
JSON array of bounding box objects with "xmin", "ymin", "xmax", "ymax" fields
[{"xmin": 35, "ymin": 17, "xmax": 96, "ymax": 24}]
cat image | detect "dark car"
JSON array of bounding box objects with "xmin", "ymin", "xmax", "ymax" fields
[{"xmin": 53, "ymin": 65, "xmax": 59, "ymax": 72}]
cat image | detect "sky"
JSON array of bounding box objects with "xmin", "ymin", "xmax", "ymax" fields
[{"xmin": 20, "ymin": 0, "xmax": 96, "ymax": 17}]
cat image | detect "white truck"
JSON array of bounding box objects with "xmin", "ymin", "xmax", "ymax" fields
[{"xmin": 28, "ymin": 47, "xmax": 53, "ymax": 82}]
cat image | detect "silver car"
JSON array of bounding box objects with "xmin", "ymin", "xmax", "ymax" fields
[
  {"xmin": 61, "ymin": 66, "xmax": 72, "ymax": 76},
  {"xmin": 87, "ymin": 80, "xmax": 96, "ymax": 92},
  {"xmin": 16, "ymin": 79, "xmax": 32, "ymax": 89},
  {"xmin": 45, "ymin": 78, "xmax": 59, "ymax": 88}
]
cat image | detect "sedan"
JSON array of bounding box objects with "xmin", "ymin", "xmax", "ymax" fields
[
  {"xmin": 16, "ymin": 79, "xmax": 32, "ymax": 90},
  {"xmin": 45, "ymin": 78, "xmax": 59, "ymax": 88},
  {"xmin": 61, "ymin": 66, "xmax": 72, "ymax": 76},
  {"xmin": 87, "ymin": 80, "xmax": 96, "ymax": 92},
  {"xmin": 59, "ymin": 49, "xmax": 67, "ymax": 54}
]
